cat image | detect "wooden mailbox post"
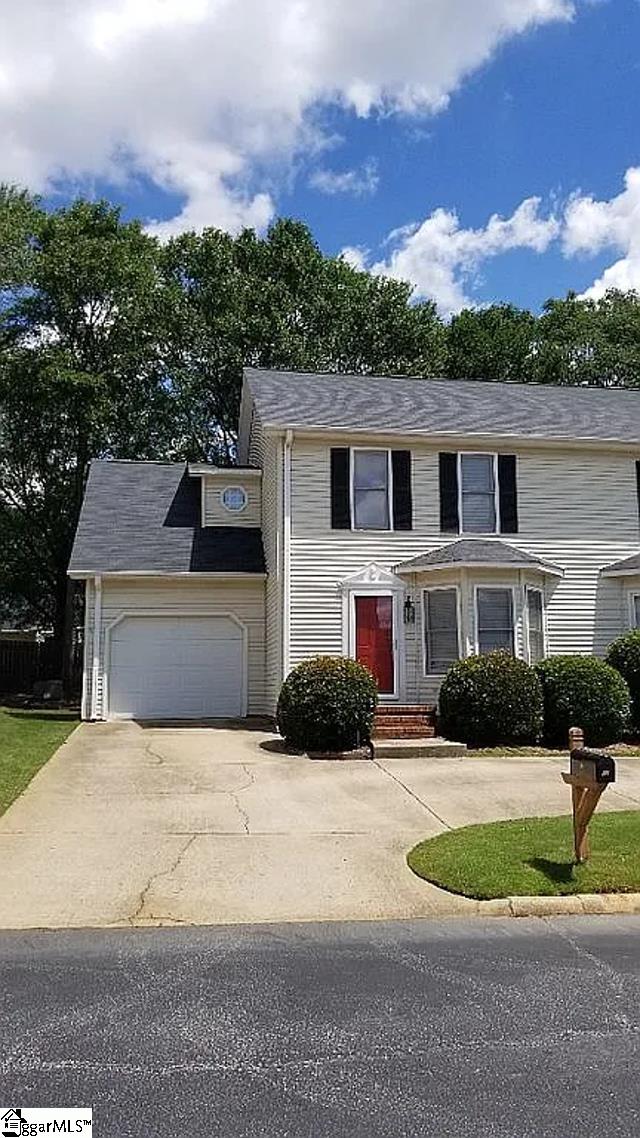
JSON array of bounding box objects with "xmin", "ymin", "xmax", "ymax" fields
[{"xmin": 562, "ymin": 726, "xmax": 616, "ymax": 864}]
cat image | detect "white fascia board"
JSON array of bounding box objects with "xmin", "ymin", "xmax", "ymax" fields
[
  {"xmin": 188, "ymin": 464, "xmax": 262, "ymax": 478},
  {"xmin": 396, "ymin": 560, "xmax": 564, "ymax": 578},
  {"xmin": 600, "ymin": 566, "xmax": 640, "ymax": 578},
  {"xmin": 69, "ymin": 570, "xmax": 267, "ymax": 580},
  {"xmin": 260, "ymin": 424, "xmax": 640, "ymax": 454}
]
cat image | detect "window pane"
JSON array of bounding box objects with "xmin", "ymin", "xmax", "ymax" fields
[
  {"xmin": 354, "ymin": 488, "xmax": 389, "ymax": 530},
  {"xmin": 353, "ymin": 450, "xmax": 388, "ymax": 490},
  {"xmin": 527, "ymin": 589, "xmax": 545, "ymax": 663},
  {"xmin": 461, "ymin": 454, "xmax": 494, "ymax": 492},
  {"xmin": 424, "ymin": 589, "xmax": 459, "ymax": 673},
  {"xmin": 477, "ymin": 588, "xmax": 514, "ymax": 655},
  {"xmin": 460, "ymin": 454, "xmax": 496, "ymax": 533},
  {"xmin": 634, "ymin": 596, "xmax": 640, "ymax": 628},
  {"xmin": 462, "ymin": 492, "xmax": 496, "ymax": 533}
]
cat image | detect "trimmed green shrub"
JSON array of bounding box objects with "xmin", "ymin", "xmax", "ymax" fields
[
  {"xmin": 276, "ymin": 655, "xmax": 378, "ymax": 752},
  {"xmin": 535, "ymin": 655, "xmax": 630, "ymax": 746},
  {"xmin": 438, "ymin": 651, "xmax": 543, "ymax": 747},
  {"xmin": 606, "ymin": 630, "xmax": 640, "ymax": 735}
]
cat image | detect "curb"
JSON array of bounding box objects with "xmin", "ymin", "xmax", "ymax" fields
[{"xmin": 474, "ymin": 892, "xmax": 640, "ymax": 918}]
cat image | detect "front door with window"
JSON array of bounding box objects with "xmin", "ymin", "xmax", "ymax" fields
[{"xmin": 354, "ymin": 594, "xmax": 395, "ymax": 695}]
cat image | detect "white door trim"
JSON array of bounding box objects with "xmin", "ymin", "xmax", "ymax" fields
[
  {"xmin": 342, "ymin": 588, "xmax": 405, "ymax": 702},
  {"xmin": 103, "ymin": 610, "xmax": 249, "ymax": 720}
]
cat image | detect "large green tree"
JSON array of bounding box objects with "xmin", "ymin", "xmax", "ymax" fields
[{"xmin": 0, "ymin": 194, "xmax": 445, "ymax": 683}]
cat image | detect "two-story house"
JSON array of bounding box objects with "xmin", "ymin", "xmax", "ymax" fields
[{"xmin": 69, "ymin": 367, "xmax": 640, "ymax": 722}]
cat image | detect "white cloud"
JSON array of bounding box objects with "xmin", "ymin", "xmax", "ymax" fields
[
  {"xmin": 309, "ymin": 160, "xmax": 379, "ymax": 197},
  {"xmin": 0, "ymin": 0, "xmax": 574, "ymax": 235},
  {"xmin": 563, "ymin": 167, "xmax": 640, "ymax": 298},
  {"xmin": 362, "ymin": 197, "xmax": 559, "ymax": 314}
]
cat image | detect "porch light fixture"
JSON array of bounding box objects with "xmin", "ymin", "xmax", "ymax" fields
[{"xmin": 403, "ymin": 596, "xmax": 416, "ymax": 625}]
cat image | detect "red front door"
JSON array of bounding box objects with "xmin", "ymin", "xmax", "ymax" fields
[{"xmin": 355, "ymin": 595, "xmax": 395, "ymax": 695}]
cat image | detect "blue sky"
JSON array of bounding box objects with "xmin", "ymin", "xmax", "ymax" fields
[{"xmin": 4, "ymin": 0, "xmax": 639, "ymax": 315}]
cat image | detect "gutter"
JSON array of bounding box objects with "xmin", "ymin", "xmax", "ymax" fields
[{"xmin": 282, "ymin": 429, "xmax": 293, "ymax": 679}]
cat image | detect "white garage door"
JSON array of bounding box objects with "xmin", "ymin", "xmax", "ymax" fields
[{"xmin": 108, "ymin": 615, "xmax": 244, "ymax": 719}]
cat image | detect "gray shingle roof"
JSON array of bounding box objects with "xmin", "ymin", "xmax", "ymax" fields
[
  {"xmin": 69, "ymin": 461, "xmax": 265, "ymax": 575},
  {"xmin": 600, "ymin": 553, "xmax": 640, "ymax": 576},
  {"xmin": 395, "ymin": 538, "xmax": 563, "ymax": 575},
  {"xmin": 245, "ymin": 368, "xmax": 640, "ymax": 445}
]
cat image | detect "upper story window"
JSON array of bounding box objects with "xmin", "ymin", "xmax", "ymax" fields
[
  {"xmin": 330, "ymin": 448, "xmax": 412, "ymax": 532},
  {"xmin": 460, "ymin": 454, "xmax": 497, "ymax": 533},
  {"xmin": 440, "ymin": 452, "xmax": 518, "ymax": 535},
  {"xmin": 476, "ymin": 587, "xmax": 515, "ymax": 655},
  {"xmin": 352, "ymin": 450, "xmax": 391, "ymax": 530}
]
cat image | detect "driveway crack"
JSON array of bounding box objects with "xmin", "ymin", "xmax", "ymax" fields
[
  {"xmin": 373, "ymin": 759, "xmax": 453, "ymax": 831},
  {"xmin": 228, "ymin": 764, "xmax": 255, "ymax": 834},
  {"xmin": 129, "ymin": 834, "xmax": 198, "ymax": 925}
]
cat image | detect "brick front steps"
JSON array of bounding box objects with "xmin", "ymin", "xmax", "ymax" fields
[{"xmin": 372, "ymin": 704, "xmax": 437, "ymax": 740}]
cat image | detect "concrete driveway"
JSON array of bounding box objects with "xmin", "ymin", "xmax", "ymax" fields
[{"xmin": 0, "ymin": 722, "xmax": 639, "ymax": 929}]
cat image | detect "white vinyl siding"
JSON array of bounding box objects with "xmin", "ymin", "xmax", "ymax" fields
[
  {"xmin": 287, "ymin": 435, "xmax": 639, "ymax": 706},
  {"xmin": 260, "ymin": 431, "xmax": 283, "ymax": 713},
  {"xmin": 203, "ymin": 475, "xmax": 262, "ymax": 527},
  {"xmin": 460, "ymin": 453, "xmax": 497, "ymax": 533},
  {"xmin": 423, "ymin": 588, "xmax": 459, "ymax": 674},
  {"xmin": 351, "ymin": 449, "xmax": 391, "ymax": 530},
  {"xmin": 476, "ymin": 587, "xmax": 514, "ymax": 654},
  {"xmin": 526, "ymin": 587, "xmax": 545, "ymax": 662},
  {"xmin": 86, "ymin": 577, "xmax": 266, "ymax": 720}
]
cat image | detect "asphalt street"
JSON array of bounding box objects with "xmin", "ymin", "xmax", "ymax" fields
[{"xmin": 1, "ymin": 916, "xmax": 639, "ymax": 1137}]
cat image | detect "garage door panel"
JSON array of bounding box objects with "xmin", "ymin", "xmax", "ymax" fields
[{"xmin": 108, "ymin": 615, "xmax": 244, "ymax": 719}]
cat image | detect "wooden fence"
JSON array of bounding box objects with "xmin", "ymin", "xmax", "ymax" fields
[{"xmin": 0, "ymin": 638, "xmax": 83, "ymax": 695}]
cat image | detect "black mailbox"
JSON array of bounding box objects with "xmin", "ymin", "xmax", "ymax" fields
[{"xmin": 570, "ymin": 748, "xmax": 616, "ymax": 785}]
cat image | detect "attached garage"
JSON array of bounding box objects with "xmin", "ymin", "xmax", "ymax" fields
[
  {"xmin": 107, "ymin": 614, "xmax": 246, "ymax": 720},
  {"xmin": 69, "ymin": 461, "xmax": 267, "ymax": 721}
]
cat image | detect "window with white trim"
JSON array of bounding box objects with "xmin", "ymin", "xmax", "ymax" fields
[
  {"xmin": 526, "ymin": 588, "xmax": 545, "ymax": 663},
  {"xmin": 476, "ymin": 587, "xmax": 514, "ymax": 654},
  {"xmin": 423, "ymin": 588, "xmax": 460, "ymax": 674},
  {"xmin": 352, "ymin": 449, "xmax": 391, "ymax": 530},
  {"xmin": 460, "ymin": 454, "xmax": 497, "ymax": 533}
]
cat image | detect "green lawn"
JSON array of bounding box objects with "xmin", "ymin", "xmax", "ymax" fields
[
  {"xmin": 407, "ymin": 811, "xmax": 640, "ymax": 899},
  {"xmin": 464, "ymin": 743, "xmax": 640, "ymax": 759},
  {"xmin": 0, "ymin": 707, "xmax": 78, "ymax": 816}
]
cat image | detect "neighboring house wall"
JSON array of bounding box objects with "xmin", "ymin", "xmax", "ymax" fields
[
  {"xmin": 250, "ymin": 413, "xmax": 283, "ymax": 713},
  {"xmin": 203, "ymin": 474, "xmax": 262, "ymax": 527},
  {"xmin": 84, "ymin": 576, "xmax": 266, "ymax": 719},
  {"xmin": 287, "ymin": 434, "xmax": 639, "ymax": 703}
]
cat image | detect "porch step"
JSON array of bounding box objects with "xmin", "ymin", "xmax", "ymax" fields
[
  {"xmin": 373, "ymin": 724, "xmax": 436, "ymax": 739},
  {"xmin": 375, "ymin": 704, "xmax": 436, "ymax": 717},
  {"xmin": 372, "ymin": 704, "xmax": 437, "ymax": 740},
  {"xmin": 373, "ymin": 737, "xmax": 467, "ymax": 759}
]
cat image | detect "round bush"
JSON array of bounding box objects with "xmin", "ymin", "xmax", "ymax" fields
[
  {"xmin": 606, "ymin": 630, "xmax": 640, "ymax": 736},
  {"xmin": 438, "ymin": 651, "xmax": 543, "ymax": 747},
  {"xmin": 276, "ymin": 656, "xmax": 378, "ymax": 752},
  {"xmin": 535, "ymin": 655, "xmax": 630, "ymax": 747}
]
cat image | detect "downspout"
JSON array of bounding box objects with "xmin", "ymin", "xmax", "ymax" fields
[
  {"xmin": 90, "ymin": 575, "xmax": 102, "ymax": 721},
  {"xmin": 282, "ymin": 429, "xmax": 293, "ymax": 679}
]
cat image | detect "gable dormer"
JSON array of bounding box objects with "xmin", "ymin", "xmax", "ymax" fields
[{"xmin": 188, "ymin": 465, "xmax": 262, "ymax": 527}]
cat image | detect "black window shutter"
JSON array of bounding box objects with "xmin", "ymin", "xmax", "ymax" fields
[
  {"xmin": 391, "ymin": 450, "xmax": 412, "ymax": 530},
  {"xmin": 439, "ymin": 453, "xmax": 459, "ymax": 533},
  {"xmin": 636, "ymin": 461, "xmax": 640, "ymax": 532},
  {"xmin": 330, "ymin": 448, "xmax": 351, "ymax": 529},
  {"xmin": 498, "ymin": 454, "xmax": 518, "ymax": 533}
]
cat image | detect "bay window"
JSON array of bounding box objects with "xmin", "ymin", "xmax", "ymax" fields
[
  {"xmin": 476, "ymin": 587, "xmax": 514, "ymax": 654},
  {"xmin": 423, "ymin": 588, "xmax": 460, "ymax": 674}
]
